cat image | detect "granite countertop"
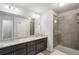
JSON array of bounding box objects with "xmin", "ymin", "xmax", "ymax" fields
[{"xmin": 0, "ymin": 35, "xmax": 47, "ymax": 49}]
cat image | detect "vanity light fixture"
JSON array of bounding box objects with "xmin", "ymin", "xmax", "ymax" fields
[
  {"xmin": 4, "ymin": 4, "xmax": 19, "ymax": 11},
  {"xmin": 4, "ymin": 4, "xmax": 9, "ymax": 9},
  {"xmin": 10, "ymin": 6, "xmax": 14, "ymax": 10}
]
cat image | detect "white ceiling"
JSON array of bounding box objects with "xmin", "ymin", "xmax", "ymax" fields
[
  {"xmin": 13, "ymin": 3, "xmax": 79, "ymax": 14},
  {"xmin": 53, "ymin": 3, "xmax": 79, "ymax": 14}
]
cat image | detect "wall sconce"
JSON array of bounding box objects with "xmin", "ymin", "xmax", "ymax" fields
[
  {"xmin": 10, "ymin": 6, "xmax": 14, "ymax": 10},
  {"xmin": 54, "ymin": 20, "xmax": 57, "ymax": 23}
]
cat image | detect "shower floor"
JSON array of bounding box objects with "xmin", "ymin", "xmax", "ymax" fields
[
  {"xmin": 37, "ymin": 45, "xmax": 79, "ymax": 55},
  {"xmin": 37, "ymin": 49, "xmax": 66, "ymax": 55}
]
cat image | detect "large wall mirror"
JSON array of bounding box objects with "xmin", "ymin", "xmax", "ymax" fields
[
  {"xmin": 14, "ymin": 17, "xmax": 30, "ymax": 39},
  {"xmin": 0, "ymin": 12, "xmax": 35, "ymax": 41}
]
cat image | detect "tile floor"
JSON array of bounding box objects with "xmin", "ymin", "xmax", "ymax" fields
[
  {"xmin": 37, "ymin": 49, "xmax": 66, "ymax": 55},
  {"xmin": 38, "ymin": 45, "xmax": 79, "ymax": 55}
]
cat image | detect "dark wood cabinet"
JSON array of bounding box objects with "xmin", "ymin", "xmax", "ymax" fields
[
  {"xmin": 36, "ymin": 38, "xmax": 47, "ymax": 53},
  {"xmin": 5, "ymin": 48, "xmax": 26, "ymax": 55},
  {"xmin": 27, "ymin": 41, "xmax": 36, "ymax": 55},
  {"xmin": 0, "ymin": 37, "xmax": 47, "ymax": 55},
  {"xmin": 0, "ymin": 46, "xmax": 15, "ymax": 55},
  {"xmin": 14, "ymin": 48, "xmax": 26, "ymax": 55},
  {"xmin": 5, "ymin": 51, "xmax": 15, "ymax": 55}
]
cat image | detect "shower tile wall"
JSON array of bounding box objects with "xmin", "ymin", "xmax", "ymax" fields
[{"xmin": 59, "ymin": 14, "xmax": 79, "ymax": 50}]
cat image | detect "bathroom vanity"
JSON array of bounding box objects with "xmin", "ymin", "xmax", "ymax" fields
[
  {"xmin": 0, "ymin": 11, "xmax": 47, "ymax": 55},
  {"xmin": 0, "ymin": 36, "xmax": 47, "ymax": 55}
]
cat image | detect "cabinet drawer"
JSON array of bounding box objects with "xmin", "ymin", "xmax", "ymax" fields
[
  {"xmin": 0, "ymin": 46, "xmax": 15, "ymax": 55},
  {"xmin": 36, "ymin": 38, "xmax": 47, "ymax": 43},
  {"xmin": 14, "ymin": 43, "xmax": 26, "ymax": 50},
  {"xmin": 36, "ymin": 39, "xmax": 43, "ymax": 44},
  {"xmin": 14, "ymin": 48, "xmax": 26, "ymax": 55},
  {"xmin": 27, "ymin": 41, "xmax": 35, "ymax": 46},
  {"xmin": 27, "ymin": 50, "xmax": 36, "ymax": 55},
  {"xmin": 5, "ymin": 52, "xmax": 14, "ymax": 55},
  {"xmin": 37, "ymin": 43, "xmax": 45, "ymax": 49},
  {"xmin": 36, "ymin": 44, "xmax": 46, "ymax": 53},
  {"xmin": 27, "ymin": 45, "xmax": 36, "ymax": 52},
  {"xmin": 0, "ymin": 43, "xmax": 26, "ymax": 55}
]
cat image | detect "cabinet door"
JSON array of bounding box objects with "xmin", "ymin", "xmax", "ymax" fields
[
  {"xmin": 5, "ymin": 52, "xmax": 15, "ymax": 55},
  {"xmin": 27, "ymin": 41, "xmax": 36, "ymax": 55},
  {"xmin": 14, "ymin": 48, "xmax": 26, "ymax": 55},
  {"xmin": 0, "ymin": 45, "xmax": 15, "ymax": 55},
  {"xmin": 12, "ymin": 43, "xmax": 27, "ymax": 55},
  {"xmin": 5, "ymin": 48, "xmax": 26, "ymax": 55},
  {"xmin": 0, "ymin": 42, "xmax": 27, "ymax": 55},
  {"xmin": 36, "ymin": 38, "xmax": 47, "ymax": 53},
  {"xmin": 27, "ymin": 50, "xmax": 36, "ymax": 55}
]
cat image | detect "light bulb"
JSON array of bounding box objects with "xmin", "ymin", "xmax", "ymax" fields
[
  {"xmin": 10, "ymin": 6, "xmax": 14, "ymax": 10},
  {"xmin": 15, "ymin": 8, "xmax": 19, "ymax": 11},
  {"xmin": 5, "ymin": 5, "xmax": 9, "ymax": 9}
]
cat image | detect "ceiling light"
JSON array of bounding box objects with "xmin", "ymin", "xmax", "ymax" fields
[
  {"xmin": 58, "ymin": 3, "xmax": 65, "ymax": 6},
  {"xmin": 4, "ymin": 4, "xmax": 19, "ymax": 11},
  {"xmin": 4, "ymin": 5, "xmax": 9, "ymax": 9}
]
